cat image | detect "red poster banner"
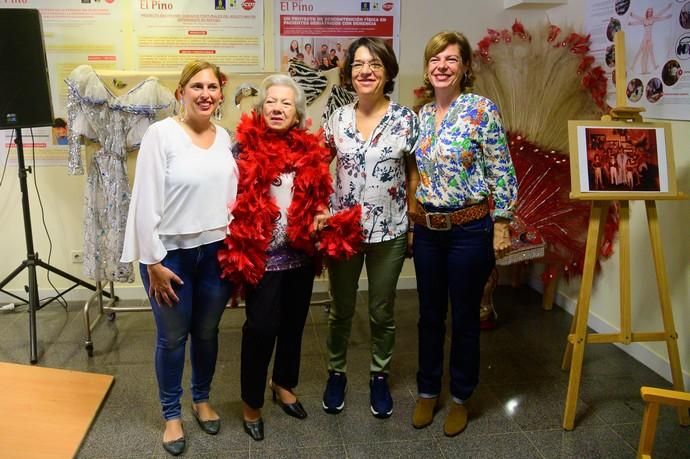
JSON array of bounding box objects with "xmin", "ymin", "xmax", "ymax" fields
[{"xmin": 280, "ymin": 15, "xmax": 393, "ymax": 37}]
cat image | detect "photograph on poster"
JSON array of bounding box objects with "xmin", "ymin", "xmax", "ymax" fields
[
  {"xmin": 626, "ymin": 78, "xmax": 644, "ymax": 101},
  {"xmin": 279, "ymin": 36, "xmax": 395, "ymax": 71},
  {"xmin": 661, "ymin": 59, "xmax": 682, "ymax": 85},
  {"xmin": 569, "ymin": 121, "xmax": 676, "ymax": 198},
  {"xmin": 280, "ymin": 37, "xmax": 349, "ymax": 70},
  {"xmin": 51, "ymin": 117, "xmax": 68, "ymax": 146},
  {"xmin": 274, "ymin": 0, "xmax": 400, "ymax": 73}
]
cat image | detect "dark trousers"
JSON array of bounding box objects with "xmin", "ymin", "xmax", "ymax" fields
[
  {"xmin": 241, "ymin": 264, "xmax": 315, "ymax": 409},
  {"xmin": 413, "ymin": 215, "xmax": 495, "ymax": 401},
  {"xmin": 140, "ymin": 240, "xmax": 233, "ymax": 420}
]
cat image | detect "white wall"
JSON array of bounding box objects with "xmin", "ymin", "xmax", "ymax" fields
[{"xmin": 1, "ymin": 0, "xmax": 687, "ymax": 385}]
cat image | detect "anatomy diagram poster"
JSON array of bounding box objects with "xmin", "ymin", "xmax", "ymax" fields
[
  {"xmin": 585, "ymin": 0, "xmax": 690, "ymax": 120},
  {"xmin": 273, "ymin": 0, "xmax": 400, "ymax": 72}
]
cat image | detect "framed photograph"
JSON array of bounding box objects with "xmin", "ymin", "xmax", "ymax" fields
[{"xmin": 568, "ymin": 120, "xmax": 677, "ymax": 200}]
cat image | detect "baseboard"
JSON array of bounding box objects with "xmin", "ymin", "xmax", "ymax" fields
[
  {"xmin": 0, "ymin": 285, "xmax": 146, "ymax": 305},
  {"xmin": 0, "ymin": 275, "xmax": 420, "ymax": 304},
  {"xmin": 528, "ymin": 277, "xmax": 690, "ymax": 389}
]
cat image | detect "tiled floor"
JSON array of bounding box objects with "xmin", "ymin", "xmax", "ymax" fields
[{"xmin": 0, "ymin": 286, "xmax": 688, "ymax": 458}]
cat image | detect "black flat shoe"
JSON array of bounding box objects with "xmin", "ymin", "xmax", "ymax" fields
[
  {"xmin": 243, "ymin": 418, "xmax": 264, "ymax": 441},
  {"xmin": 271, "ymin": 386, "xmax": 308, "ymax": 419},
  {"xmin": 162, "ymin": 437, "xmax": 185, "ymax": 456},
  {"xmin": 192, "ymin": 406, "xmax": 220, "ymax": 435}
]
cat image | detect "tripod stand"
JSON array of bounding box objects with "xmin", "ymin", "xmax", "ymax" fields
[{"xmin": 0, "ymin": 128, "xmax": 111, "ymax": 364}]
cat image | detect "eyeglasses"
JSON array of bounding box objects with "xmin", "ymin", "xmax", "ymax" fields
[{"xmin": 352, "ymin": 60, "xmax": 384, "ymax": 73}]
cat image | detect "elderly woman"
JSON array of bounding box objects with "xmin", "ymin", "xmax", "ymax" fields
[
  {"xmin": 122, "ymin": 60, "xmax": 237, "ymax": 456},
  {"xmin": 218, "ymin": 74, "xmax": 338, "ymax": 441},
  {"xmin": 410, "ymin": 31, "xmax": 517, "ymax": 436},
  {"xmin": 322, "ymin": 37, "xmax": 420, "ymax": 419}
]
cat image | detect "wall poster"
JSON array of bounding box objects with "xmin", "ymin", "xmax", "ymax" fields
[
  {"xmin": 1, "ymin": 0, "xmax": 125, "ymax": 163},
  {"xmin": 273, "ymin": 0, "xmax": 400, "ymax": 73},
  {"xmin": 1, "ymin": 0, "xmax": 265, "ymax": 165},
  {"xmin": 132, "ymin": 0, "xmax": 264, "ymax": 71},
  {"xmin": 585, "ymin": 0, "xmax": 690, "ymax": 120}
]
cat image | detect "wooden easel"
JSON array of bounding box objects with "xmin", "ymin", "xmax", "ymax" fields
[{"xmin": 561, "ymin": 31, "xmax": 689, "ymax": 430}]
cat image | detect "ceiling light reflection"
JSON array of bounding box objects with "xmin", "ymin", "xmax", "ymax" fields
[{"xmin": 505, "ymin": 398, "xmax": 519, "ymax": 414}]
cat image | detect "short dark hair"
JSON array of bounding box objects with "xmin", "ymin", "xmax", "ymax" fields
[{"xmin": 342, "ymin": 37, "xmax": 398, "ymax": 94}]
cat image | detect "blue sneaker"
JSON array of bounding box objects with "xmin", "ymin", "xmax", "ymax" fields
[
  {"xmin": 322, "ymin": 371, "xmax": 347, "ymax": 414},
  {"xmin": 370, "ymin": 373, "xmax": 393, "ymax": 418}
]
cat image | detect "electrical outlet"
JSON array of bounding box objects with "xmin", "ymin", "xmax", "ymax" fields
[{"xmin": 71, "ymin": 250, "xmax": 84, "ymax": 263}]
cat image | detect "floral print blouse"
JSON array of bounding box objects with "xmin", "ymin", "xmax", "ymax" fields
[
  {"xmin": 416, "ymin": 93, "xmax": 517, "ymax": 220},
  {"xmin": 324, "ymin": 101, "xmax": 420, "ymax": 243}
]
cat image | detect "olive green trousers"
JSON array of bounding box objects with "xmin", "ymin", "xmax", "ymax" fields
[{"xmin": 326, "ymin": 234, "xmax": 407, "ymax": 374}]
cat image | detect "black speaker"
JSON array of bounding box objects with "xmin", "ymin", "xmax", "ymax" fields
[{"xmin": 0, "ymin": 9, "xmax": 53, "ymax": 130}]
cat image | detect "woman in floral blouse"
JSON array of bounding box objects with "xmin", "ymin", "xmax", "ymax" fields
[
  {"xmin": 410, "ymin": 31, "xmax": 517, "ymax": 437},
  {"xmin": 322, "ymin": 37, "xmax": 420, "ymax": 420}
]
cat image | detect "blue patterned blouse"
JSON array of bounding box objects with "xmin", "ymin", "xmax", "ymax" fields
[
  {"xmin": 415, "ymin": 93, "xmax": 517, "ymax": 220},
  {"xmin": 324, "ymin": 101, "xmax": 420, "ymax": 243}
]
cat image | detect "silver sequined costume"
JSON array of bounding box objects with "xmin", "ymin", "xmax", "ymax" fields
[{"xmin": 66, "ymin": 65, "xmax": 175, "ymax": 282}]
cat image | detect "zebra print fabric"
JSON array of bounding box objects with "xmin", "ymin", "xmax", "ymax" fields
[
  {"xmin": 321, "ymin": 85, "xmax": 356, "ymax": 127},
  {"xmin": 288, "ymin": 59, "xmax": 328, "ymax": 105}
]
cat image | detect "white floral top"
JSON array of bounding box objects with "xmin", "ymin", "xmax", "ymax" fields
[
  {"xmin": 324, "ymin": 101, "xmax": 420, "ymax": 243},
  {"xmin": 416, "ymin": 93, "xmax": 517, "ymax": 220}
]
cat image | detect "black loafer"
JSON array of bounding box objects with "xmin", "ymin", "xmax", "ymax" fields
[
  {"xmin": 192, "ymin": 407, "xmax": 220, "ymax": 435},
  {"xmin": 277, "ymin": 398, "xmax": 308, "ymax": 419},
  {"xmin": 162, "ymin": 437, "xmax": 185, "ymax": 456},
  {"xmin": 243, "ymin": 418, "xmax": 264, "ymax": 441},
  {"xmin": 272, "ymin": 386, "xmax": 308, "ymax": 419}
]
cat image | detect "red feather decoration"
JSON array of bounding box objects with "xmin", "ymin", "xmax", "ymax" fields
[
  {"xmin": 318, "ymin": 204, "xmax": 364, "ymax": 260},
  {"xmin": 506, "ymin": 133, "xmax": 617, "ymax": 280},
  {"xmin": 218, "ymin": 112, "xmax": 362, "ymax": 293}
]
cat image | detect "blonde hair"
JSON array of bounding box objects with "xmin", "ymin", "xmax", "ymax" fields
[
  {"xmin": 177, "ymin": 60, "xmax": 224, "ymax": 96},
  {"xmin": 422, "ymin": 31, "xmax": 474, "ymax": 98}
]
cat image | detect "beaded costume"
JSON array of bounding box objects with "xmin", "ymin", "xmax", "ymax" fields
[{"xmin": 66, "ymin": 65, "xmax": 175, "ymax": 282}]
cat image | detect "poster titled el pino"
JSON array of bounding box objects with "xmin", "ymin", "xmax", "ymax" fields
[{"xmin": 274, "ymin": 0, "xmax": 400, "ymax": 72}]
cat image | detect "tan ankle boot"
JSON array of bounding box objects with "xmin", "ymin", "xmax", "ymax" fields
[
  {"xmin": 412, "ymin": 397, "xmax": 438, "ymax": 429},
  {"xmin": 443, "ymin": 402, "xmax": 468, "ymax": 437}
]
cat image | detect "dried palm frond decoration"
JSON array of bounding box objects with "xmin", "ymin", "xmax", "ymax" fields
[
  {"xmin": 472, "ymin": 20, "xmax": 618, "ymax": 283},
  {"xmin": 474, "ymin": 21, "xmax": 607, "ymax": 152}
]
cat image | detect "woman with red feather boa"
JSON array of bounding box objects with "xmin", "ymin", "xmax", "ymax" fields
[{"xmin": 217, "ymin": 74, "xmax": 361, "ymax": 441}]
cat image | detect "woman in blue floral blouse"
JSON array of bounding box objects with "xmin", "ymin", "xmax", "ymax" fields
[
  {"xmin": 410, "ymin": 31, "xmax": 517, "ymax": 437},
  {"xmin": 322, "ymin": 37, "xmax": 420, "ymax": 420}
]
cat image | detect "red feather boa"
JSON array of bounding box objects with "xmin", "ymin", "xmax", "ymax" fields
[{"xmin": 218, "ymin": 112, "xmax": 363, "ymax": 290}]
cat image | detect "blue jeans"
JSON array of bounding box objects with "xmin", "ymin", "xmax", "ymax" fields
[
  {"xmin": 413, "ymin": 215, "xmax": 495, "ymax": 402},
  {"xmin": 140, "ymin": 240, "xmax": 233, "ymax": 420}
]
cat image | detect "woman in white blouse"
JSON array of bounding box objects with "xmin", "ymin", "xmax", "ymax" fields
[
  {"xmin": 322, "ymin": 37, "xmax": 420, "ymax": 420},
  {"xmin": 121, "ymin": 60, "xmax": 238, "ymax": 457}
]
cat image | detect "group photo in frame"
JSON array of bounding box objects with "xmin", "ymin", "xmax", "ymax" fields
[{"xmin": 568, "ymin": 120, "xmax": 677, "ymax": 199}]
